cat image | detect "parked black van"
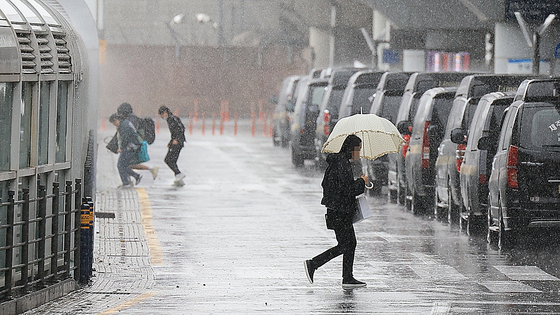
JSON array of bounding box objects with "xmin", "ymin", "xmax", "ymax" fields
[
  {"xmin": 290, "ymin": 77, "xmax": 328, "ymax": 166},
  {"xmin": 457, "ymin": 92, "xmax": 515, "ymax": 233},
  {"xmin": 486, "ymin": 79, "xmax": 560, "ymax": 249},
  {"xmin": 389, "ymin": 72, "xmax": 473, "ymax": 204},
  {"xmin": 434, "ymin": 75, "xmax": 531, "ymax": 224},
  {"xmin": 364, "ymin": 72, "xmax": 412, "ymax": 195},
  {"xmin": 315, "ymin": 68, "xmax": 361, "ymax": 167},
  {"xmin": 402, "ymin": 87, "xmax": 457, "ymax": 214},
  {"xmin": 338, "ymin": 71, "xmax": 384, "ymax": 119},
  {"xmin": 272, "ymin": 75, "xmax": 301, "ymax": 147}
]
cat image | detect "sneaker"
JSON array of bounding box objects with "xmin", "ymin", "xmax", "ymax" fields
[
  {"xmin": 150, "ymin": 166, "xmax": 160, "ymax": 180},
  {"xmin": 118, "ymin": 183, "xmax": 133, "ymax": 189},
  {"xmin": 304, "ymin": 260, "xmax": 315, "ymax": 284},
  {"xmin": 342, "ymin": 277, "xmax": 366, "ymax": 289},
  {"xmin": 136, "ymin": 174, "xmax": 143, "ymax": 185},
  {"xmin": 174, "ymin": 173, "xmax": 186, "ymax": 183}
]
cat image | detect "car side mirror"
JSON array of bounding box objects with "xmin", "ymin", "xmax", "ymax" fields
[
  {"xmin": 477, "ymin": 136, "xmax": 491, "ymax": 150},
  {"xmin": 270, "ymin": 95, "xmax": 278, "ymax": 105},
  {"xmin": 450, "ymin": 128, "xmax": 466, "ymax": 144},
  {"xmin": 397, "ymin": 121, "xmax": 411, "ymax": 135}
]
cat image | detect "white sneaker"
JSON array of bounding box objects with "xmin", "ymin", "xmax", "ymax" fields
[
  {"xmin": 174, "ymin": 173, "xmax": 186, "ymax": 183},
  {"xmin": 150, "ymin": 166, "xmax": 160, "ymax": 180},
  {"xmin": 118, "ymin": 183, "xmax": 133, "ymax": 189}
]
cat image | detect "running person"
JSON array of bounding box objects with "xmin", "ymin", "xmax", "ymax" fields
[{"xmin": 158, "ymin": 106, "xmax": 186, "ymax": 185}]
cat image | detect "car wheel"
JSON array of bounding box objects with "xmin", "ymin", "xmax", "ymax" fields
[
  {"xmin": 466, "ymin": 214, "xmax": 485, "ymax": 236},
  {"xmin": 434, "ymin": 187, "xmax": 445, "ymax": 221},
  {"xmin": 487, "ymin": 195, "xmax": 498, "ymax": 245},
  {"xmin": 404, "ymin": 185, "xmax": 412, "ymax": 211},
  {"xmin": 281, "ymin": 136, "xmax": 289, "ymax": 148},
  {"xmin": 447, "ymin": 179, "xmax": 460, "ymax": 225},
  {"xmin": 388, "ymin": 187, "xmax": 397, "ymax": 203},
  {"xmin": 397, "ymin": 182, "xmax": 406, "ymax": 206},
  {"xmin": 291, "ymin": 147, "xmax": 304, "ymax": 167},
  {"xmin": 498, "ymin": 209, "xmax": 515, "ymax": 250},
  {"xmin": 411, "ymin": 192, "xmax": 425, "ymax": 215},
  {"xmin": 272, "ymin": 130, "xmax": 280, "ymax": 146}
]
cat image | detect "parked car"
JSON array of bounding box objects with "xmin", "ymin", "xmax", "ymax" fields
[
  {"xmin": 337, "ymin": 71, "xmax": 384, "ymax": 119},
  {"xmin": 314, "ymin": 68, "xmax": 361, "ymax": 168},
  {"xmin": 389, "ymin": 72, "xmax": 473, "ymax": 205},
  {"xmin": 290, "ymin": 77, "xmax": 328, "ymax": 166},
  {"xmin": 457, "ymin": 92, "xmax": 515, "ymax": 234},
  {"xmin": 434, "ymin": 74, "xmax": 531, "ymax": 224},
  {"xmin": 365, "ymin": 72, "xmax": 412, "ymax": 195},
  {"xmin": 272, "ymin": 75, "xmax": 301, "ymax": 147},
  {"xmin": 401, "ymin": 87, "xmax": 457, "ymax": 214},
  {"xmin": 485, "ymin": 78, "xmax": 560, "ymax": 249}
]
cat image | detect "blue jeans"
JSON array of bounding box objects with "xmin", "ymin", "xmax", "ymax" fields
[{"xmin": 117, "ymin": 149, "xmax": 139, "ymax": 185}]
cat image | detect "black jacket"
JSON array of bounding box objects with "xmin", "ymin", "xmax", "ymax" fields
[
  {"xmin": 166, "ymin": 114, "xmax": 186, "ymax": 146},
  {"xmin": 320, "ymin": 153, "xmax": 365, "ymax": 213}
]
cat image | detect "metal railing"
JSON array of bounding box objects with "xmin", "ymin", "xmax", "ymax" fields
[{"xmin": 0, "ymin": 179, "xmax": 82, "ymax": 301}]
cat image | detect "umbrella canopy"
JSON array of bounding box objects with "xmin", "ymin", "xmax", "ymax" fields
[{"xmin": 321, "ymin": 114, "xmax": 404, "ymax": 160}]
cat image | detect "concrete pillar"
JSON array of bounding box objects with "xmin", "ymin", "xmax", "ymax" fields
[
  {"xmin": 309, "ymin": 27, "xmax": 331, "ymax": 69},
  {"xmin": 373, "ymin": 10, "xmax": 390, "ymax": 71}
]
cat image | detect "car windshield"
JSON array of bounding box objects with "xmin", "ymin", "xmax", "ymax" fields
[
  {"xmin": 351, "ymin": 87, "xmax": 375, "ymax": 115},
  {"xmin": 520, "ymin": 105, "xmax": 560, "ymax": 150},
  {"xmin": 379, "ymin": 94, "xmax": 403, "ymax": 124},
  {"xmin": 327, "ymin": 88, "xmax": 346, "ymax": 118}
]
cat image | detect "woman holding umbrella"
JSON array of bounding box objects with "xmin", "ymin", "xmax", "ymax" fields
[{"xmin": 304, "ymin": 134, "xmax": 368, "ymax": 289}]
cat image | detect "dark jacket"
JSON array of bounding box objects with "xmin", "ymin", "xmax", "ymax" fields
[
  {"xmin": 321, "ymin": 153, "xmax": 365, "ymax": 213},
  {"xmin": 166, "ymin": 114, "xmax": 186, "ymax": 146},
  {"xmin": 118, "ymin": 119, "xmax": 141, "ymax": 151}
]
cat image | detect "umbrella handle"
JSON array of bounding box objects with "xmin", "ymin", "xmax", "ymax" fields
[{"xmin": 365, "ymin": 182, "xmax": 374, "ymax": 189}]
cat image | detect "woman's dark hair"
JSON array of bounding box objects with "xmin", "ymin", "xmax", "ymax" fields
[
  {"xmin": 340, "ymin": 134, "xmax": 361, "ymax": 159},
  {"xmin": 117, "ymin": 102, "xmax": 133, "ymax": 117},
  {"xmin": 158, "ymin": 106, "xmax": 171, "ymax": 115},
  {"xmin": 109, "ymin": 113, "xmax": 122, "ymax": 123}
]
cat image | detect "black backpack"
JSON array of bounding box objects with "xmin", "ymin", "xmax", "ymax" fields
[{"xmin": 138, "ymin": 117, "xmax": 156, "ymax": 144}]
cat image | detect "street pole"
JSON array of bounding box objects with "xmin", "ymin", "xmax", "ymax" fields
[{"xmin": 533, "ymin": 31, "xmax": 540, "ymax": 75}]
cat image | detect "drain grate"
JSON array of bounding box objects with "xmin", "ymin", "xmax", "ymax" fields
[{"xmin": 95, "ymin": 212, "xmax": 116, "ymax": 219}]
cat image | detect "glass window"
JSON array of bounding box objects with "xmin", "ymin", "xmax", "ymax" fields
[
  {"xmin": 19, "ymin": 82, "xmax": 33, "ymax": 168},
  {"xmin": 379, "ymin": 94, "xmax": 403, "ymax": 124},
  {"xmin": 0, "ymin": 0, "xmax": 25, "ymax": 23},
  {"xmin": 0, "ymin": 83, "xmax": 14, "ymax": 171},
  {"xmin": 9, "ymin": 0, "xmax": 42, "ymax": 24},
  {"xmin": 26, "ymin": 0, "xmax": 58, "ymax": 25},
  {"xmin": 351, "ymin": 87, "xmax": 375, "ymax": 115},
  {"xmin": 521, "ymin": 107, "xmax": 560, "ymax": 150},
  {"xmin": 56, "ymin": 82, "xmax": 69, "ymax": 162},
  {"xmin": 0, "ymin": 180, "xmax": 10, "ymax": 269},
  {"xmin": 38, "ymin": 82, "xmax": 51, "ymax": 165}
]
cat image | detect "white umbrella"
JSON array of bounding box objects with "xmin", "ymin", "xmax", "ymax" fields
[{"xmin": 321, "ymin": 113, "xmax": 404, "ymax": 160}]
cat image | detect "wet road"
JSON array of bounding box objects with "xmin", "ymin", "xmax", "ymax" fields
[{"xmin": 26, "ymin": 121, "xmax": 560, "ymax": 314}]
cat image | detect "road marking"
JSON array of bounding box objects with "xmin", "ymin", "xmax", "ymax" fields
[
  {"xmin": 136, "ymin": 188, "xmax": 163, "ymax": 266},
  {"xmin": 431, "ymin": 301, "xmax": 451, "ymax": 315},
  {"xmin": 494, "ymin": 265, "xmax": 560, "ymax": 281},
  {"xmin": 97, "ymin": 291, "xmax": 158, "ymax": 314},
  {"xmin": 479, "ymin": 281, "xmax": 540, "ymax": 293}
]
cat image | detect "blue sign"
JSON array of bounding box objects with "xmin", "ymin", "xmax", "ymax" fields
[
  {"xmin": 383, "ymin": 49, "xmax": 399, "ymax": 64},
  {"xmin": 555, "ymin": 42, "xmax": 560, "ymax": 59}
]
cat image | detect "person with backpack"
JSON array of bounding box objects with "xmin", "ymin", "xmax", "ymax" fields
[
  {"xmin": 112, "ymin": 102, "xmax": 159, "ymax": 180},
  {"xmin": 158, "ymin": 106, "xmax": 186, "ymax": 186},
  {"xmin": 109, "ymin": 113, "xmax": 143, "ymax": 188}
]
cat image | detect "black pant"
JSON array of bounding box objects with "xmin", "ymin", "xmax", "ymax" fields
[
  {"xmin": 311, "ymin": 210, "xmax": 356, "ymax": 279},
  {"xmin": 165, "ymin": 143, "xmax": 183, "ymax": 175}
]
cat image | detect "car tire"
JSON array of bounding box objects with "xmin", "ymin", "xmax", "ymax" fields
[
  {"xmin": 487, "ymin": 195, "xmax": 498, "ymax": 246},
  {"xmin": 281, "ymin": 136, "xmax": 289, "ymax": 148},
  {"xmin": 498, "ymin": 209, "xmax": 514, "ymax": 250},
  {"xmin": 388, "ymin": 188, "xmax": 397, "ymax": 203},
  {"xmin": 434, "ymin": 187, "xmax": 445, "ymax": 221},
  {"xmin": 272, "ymin": 129, "xmax": 280, "ymax": 146},
  {"xmin": 466, "ymin": 214, "xmax": 485, "ymax": 236},
  {"xmin": 411, "ymin": 192, "xmax": 424, "ymax": 215},
  {"xmin": 291, "ymin": 146, "xmax": 304, "ymax": 167},
  {"xmin": 447, "ymin": 179, "xmax": 460, "ymax": 225}
]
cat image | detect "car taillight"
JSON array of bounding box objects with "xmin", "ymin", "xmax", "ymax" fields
[
  {"xmin": 402, "ymin": 134, "xmax": 410, "ymax": 158},
  {"xmin": 323, "ymin": 111, "xmax": 330, "ymax": 136},
  {"xmin": 507, "ymin": 145, "xmax": 518, "ymax": 189},
  {"xmin": 456, "ymin": 144, "xmax": 466, "ymax": 172},
  {"xmin": 421, "ymin": 121, "xmax": 430, "ymax": 169},
  {"xmin": 479, "ymin": 174, "xmax": 487, "ymax": 184}
]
